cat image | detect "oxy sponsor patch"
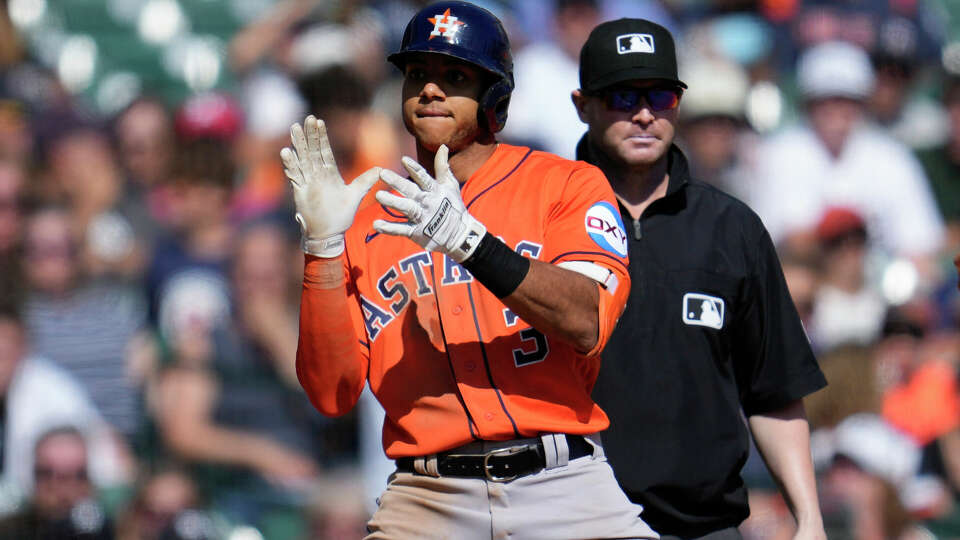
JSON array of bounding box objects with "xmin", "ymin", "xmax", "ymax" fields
[{"xmin": 585, "ymin": 201, "xmax": 628, "ymax": 257}]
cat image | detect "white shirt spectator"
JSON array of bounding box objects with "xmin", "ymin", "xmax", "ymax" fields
[
  {"xmin": 748, "ymin": 123, "xmax": 945, "ymax": 258},
  {"xmin": 810, "ymin": 284, "xmax": 886, "ymax": 351},
  {"xmin": 502, "ymin": 41, "xmax": 583, "ymax": 159},
  {"xmin": 0, "ymin": 356, "xmax": 126, "ymax": 511}
]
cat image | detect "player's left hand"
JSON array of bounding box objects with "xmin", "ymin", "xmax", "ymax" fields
[
  {"xmin": 373, "ymin": 145, "xmax": 487, "ymax": 262},
  {"xmin": 281, "ymin": 115, "xmax": 380, "ymax": 257}
]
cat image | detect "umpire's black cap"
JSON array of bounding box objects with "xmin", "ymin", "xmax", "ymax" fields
[{"xmin": 579, "ymin": 18, "xmax": 686, "ymax": 92}]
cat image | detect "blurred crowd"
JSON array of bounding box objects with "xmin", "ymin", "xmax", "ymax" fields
[{"xmin": 0, "ymin": 0, "xmax": 958, "ymax": 538}]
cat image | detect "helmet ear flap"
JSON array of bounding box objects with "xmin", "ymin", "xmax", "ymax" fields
[{"xmin": 479, "ymin": 78, "xmax": 513, "ymax": 133}]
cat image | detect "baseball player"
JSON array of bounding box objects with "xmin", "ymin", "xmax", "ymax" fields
[{"xmin": 282, "ymin": 2, "xmax": 658, "ymax": 539}]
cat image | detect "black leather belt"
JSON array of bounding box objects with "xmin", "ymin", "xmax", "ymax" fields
[{"xmin": 396, "ymin": 435, "xmax": 593, "ymax": 482}]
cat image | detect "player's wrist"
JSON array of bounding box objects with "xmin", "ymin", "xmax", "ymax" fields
[
  {"xmin": 448, "ymin": 214, "xmax": 487, "ymax": 263},
  {"xmin": 302, "ymin": 234, "xmax": 345, "ymax": 258},
  {"xmin": 461, "ymin": 232, "xmax": 530, "ymax": 298},
  {"xmin": 303, "ymin": 254, "xmax": 345, "ymax": 289}
]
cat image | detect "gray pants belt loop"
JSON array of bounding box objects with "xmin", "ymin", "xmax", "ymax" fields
[
  {"xmin": 412, "ymin": 455, "xmax": 441, "ymax": 477},
  {"xmin": 540, "ymin": 433, "xmax": 570, "ymax": 469},
  {"xmin": 584, "ymin": 432, "xmax": 605, "ymax": 458}
]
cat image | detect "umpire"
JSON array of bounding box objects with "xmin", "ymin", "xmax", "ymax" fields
[{"xmin": 571, "ymin": 19, "xmax": 828, "ymax": 540}]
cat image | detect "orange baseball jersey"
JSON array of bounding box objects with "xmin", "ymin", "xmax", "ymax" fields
[{"xmin": 297, "ymin": 143, "xmax": 631, "ymax": 458}]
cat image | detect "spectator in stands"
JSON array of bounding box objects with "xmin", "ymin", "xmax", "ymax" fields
[
  {"xmin": 169, "ymin": 93, "xmax": 269, "ymax": 224},
  {"xmin": 145, "ymin": 137, "xmax": 235, "ymax": 338},
  {"xmin": 805, "ymin": 345, "xmax": 938, "ymax": 539},
  {"xmin": 114, "ymin": 97, "xmax": 176, "ymax": 193},
  {"xmin": 0, "ymin": 426, "xmax": 114, "ymax": 539},
  {"xmin": 915, "ymin": 331, "xmax": 960, "ymax": 535},
  {"xmin": 154, "ymin": 222, "xmax": 325, "ymax": 539},
  {"xmin": 502, "ymin": 0, "xmax": 602, "ymax": 158},
  {"xmin": 115, "ymin": 466, "xmax": 204, "ymax": 540},
  {"xmin": 878, "ymin": 316, "xmax": 960, "ymax": 449},
  {"xmin": 748, "ymin": 41, "xmax": 945, "ymax": 263},
  {"xmin": 868, "ymin": 17, "xmax": 948, "ymax": 151},
  {"xmin": 113, "ymin": 96, "xmax": 177, "ymax": 231},
  {"xmin": 234, "ymin": 70, "xmax": 305, "ymax": 222},
  {"xmin": 0, "ymin": 303, "xmax": 129, "ymax": 510},
  {"xmin": 40, "ymin": 119, "xmax": 150, "ymax": 281},
  {"xmin": 296, "ymin": 65, "xmax": 398, "ymax": 187},
  {"xmin": 22, "ymin": 204, "xmax": 146, "ymax": 443},
  {"xmin": 676, "ymin": 56, "xmax": 755, "ymax": 200},
  {"xmin": 809, "ymin": 207, "xmax": 887, "ymax": 352}
]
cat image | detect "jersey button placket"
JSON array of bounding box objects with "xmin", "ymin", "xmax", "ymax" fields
[{"xmin": 452, "ymin": 305, "xmax": 463, "ymax": 315}]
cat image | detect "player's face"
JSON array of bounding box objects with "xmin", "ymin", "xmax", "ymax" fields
[
  {"xmin": 401, "ymin": 53, "xmax": 486, "ymax": 152},
  {"xmin": 575, "ymin": 80, "xmax": 679, "ymax": 169}
]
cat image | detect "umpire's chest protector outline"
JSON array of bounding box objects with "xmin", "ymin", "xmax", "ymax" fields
[{"xmin": 340, "ymin": 144, "xmax": 631, "ymax": 457}]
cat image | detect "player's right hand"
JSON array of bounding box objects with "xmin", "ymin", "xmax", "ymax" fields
[{"xmin": 281, "ymin": 115, "xmax": 380, "ymax": 257}]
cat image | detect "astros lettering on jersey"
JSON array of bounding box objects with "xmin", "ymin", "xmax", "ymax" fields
[{"xmin": 298, "ymin": 144, "xmax": 631, "ymax": 458}]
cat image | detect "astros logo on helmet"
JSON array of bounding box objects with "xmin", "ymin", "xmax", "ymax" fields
[{"xmin": 428, "ymin": 8, "xmax": 466, "ymax": 39}]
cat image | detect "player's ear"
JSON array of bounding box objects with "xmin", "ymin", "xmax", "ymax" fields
[{"xmin": 571, "ymin": 89, "xmax": 590, "ymax": 123}]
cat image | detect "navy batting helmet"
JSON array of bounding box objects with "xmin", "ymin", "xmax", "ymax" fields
[{"xmin": 388, "ymin": 1, "xmax": 514, "ymax": 133}]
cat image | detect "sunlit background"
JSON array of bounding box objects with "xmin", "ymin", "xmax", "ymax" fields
[{"xmin": 0, "ymin": 0, "xmax": 959, "ymax": 539}]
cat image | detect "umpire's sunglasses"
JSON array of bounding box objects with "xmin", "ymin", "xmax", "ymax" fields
[{"xmin": 595, "ymin": 86, "xmax": 683, "ymax": 112}]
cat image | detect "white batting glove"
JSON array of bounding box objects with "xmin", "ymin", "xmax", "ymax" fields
[
  {"xmin": 373, "ymin": 145, "xmax": 486, "ymax": 263},
  {"xmin": 281, "ymin": 115, "xmax": 380, "ymax": 257}
]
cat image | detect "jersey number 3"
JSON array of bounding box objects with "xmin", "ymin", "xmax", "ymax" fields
[
  {"xmin": 513, "ymin": 327, "xmax": 549, "ymax": 367},
  {"xmin": 504, "ymin": 308, "xmax": 550, "ymax": 367}
]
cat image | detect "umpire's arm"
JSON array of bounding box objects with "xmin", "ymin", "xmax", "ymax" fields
[
  {"xmin": 749, "ymin": 402, "xmax": 825, "ymax": 539},
  {"xmin": 733, "ymin": 220, "xmax": 827, "ymax": 539}
]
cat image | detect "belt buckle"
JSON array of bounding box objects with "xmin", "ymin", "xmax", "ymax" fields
[{"xmin": 482, "ymin": 445, "xmax": 528, "ymax": 483}]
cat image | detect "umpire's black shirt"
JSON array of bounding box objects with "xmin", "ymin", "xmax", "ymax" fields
[{"xmin": 578, "ymin": 137, "xmax": 826, "ymax": 537}]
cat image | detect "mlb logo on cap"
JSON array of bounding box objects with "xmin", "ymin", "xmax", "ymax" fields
[
  {"xmin": 579, "ymin": 18, "xmax": 686, "ymax": 92},
  {"xmin": 617, "ymin": 33, "xmax": 655, "ymax": 54}
]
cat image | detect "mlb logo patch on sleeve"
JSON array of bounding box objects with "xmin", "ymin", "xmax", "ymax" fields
[
  {"xmin": 585, "ymin": 202, "xmax": 628, "ymax": 257},
  {"xmin": 682, "ymin": 293, "xmax": 724, "ymax": 329}
]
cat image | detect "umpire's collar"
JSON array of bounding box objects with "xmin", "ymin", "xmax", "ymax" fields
[{"xmin": 575, "ymin": 132, "xmax": 690, "ymax": 199}]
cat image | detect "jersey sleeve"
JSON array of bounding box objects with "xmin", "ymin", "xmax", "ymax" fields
[
  {"xmin": 585, "ymin": 271, "xmax": 630, "ymax": 357},
  {"xmin": 732, "ymin": 223, "xmax": 827, "ymax": 416},
  {"xmin": 542, "ymin": 164, "xmax": 631, "ymax": 357},
  {"xmin": 542, "ymin": 165, "xmax": 630, "ymax": 272},
  {"xmin": 296, "ymin": 255, "xmax": 370, "ymax": 417}
]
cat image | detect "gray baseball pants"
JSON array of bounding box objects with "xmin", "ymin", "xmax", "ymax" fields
[{"xmin": 365, "ymin": 433, "xmax": 659, "ymax": 540}]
